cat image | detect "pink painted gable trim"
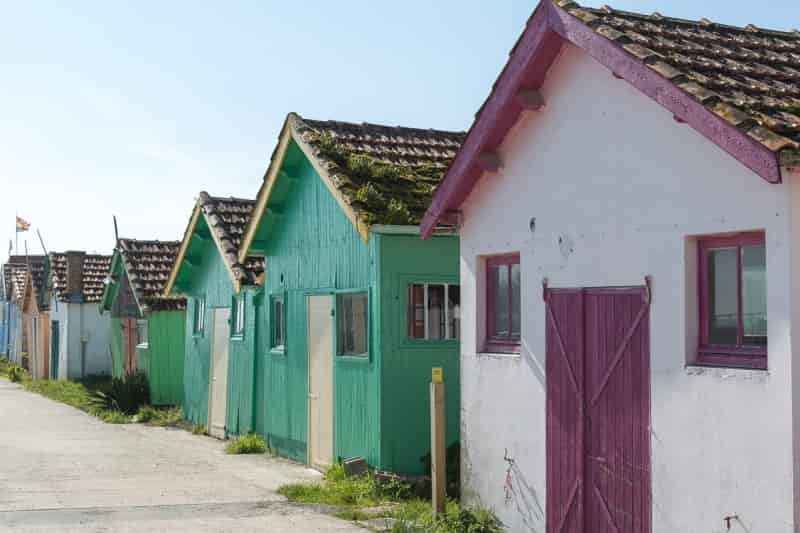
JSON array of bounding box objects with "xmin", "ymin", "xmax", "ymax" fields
[{"xmin": 421, "ymin": 0, "xmax": 783, "ymax": 238}]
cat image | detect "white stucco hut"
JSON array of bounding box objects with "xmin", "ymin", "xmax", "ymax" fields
[
  {"xmin": 423, "ymin": 1, "xmax": 800, "ymax": 531},
  {"xmin": 48, "ymin": 252, "xmax": 113, "ymax": 380}
]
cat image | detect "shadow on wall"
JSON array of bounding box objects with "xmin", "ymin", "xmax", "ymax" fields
[
  {"xmin": 503, "ymin": 449, "xmax": 544, "ymax": 533},
  {"xmin": 520, "ymin": 338, "xmax": 545, "ymax": 389}
]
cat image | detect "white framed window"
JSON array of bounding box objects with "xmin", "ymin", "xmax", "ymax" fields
[
  {"xmin": 232, "ymin": 295, "xmax": 245, "ymax": 337},
  {"xmin": 136, "ymin": 320, "xmax": 149, "ymax": 347},
  {"xmin": 407, "ymin": 283, "xmax": 460, "ymax": 340},
  {"xmin": 271, "ymin": 295, "xmax": 285, "ymax": 350},
  {"xmin": 193, "ymin": 297, "xmax": 206, "ymax": 336}
]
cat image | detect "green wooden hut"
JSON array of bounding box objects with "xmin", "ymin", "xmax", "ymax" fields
[
  {"xmin": 102, "ymin": 239, "xmax": 186, "ymax": 405},
  {"xmin": 237, "ymin": 113, "xmax": 464, "ymax": 475},
  {"xmin": 164, "ymin": 193, "xmax": 264, "ymax": 439}
]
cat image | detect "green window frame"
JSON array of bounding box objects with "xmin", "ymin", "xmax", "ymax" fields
[
  {"xmin": 271, "ymin": 294, "xmax": 285, "ymax": 350},
  {"xmin": 232, "ymin": 295, "xmax": 245, "ymax": 338},
  {"xmin": 337, "ymin": 292, "xmax": 369, "ymax": 357},
  {"xmin": 193, "ymin": 296, "xmax": 206, "ymax": 336}
]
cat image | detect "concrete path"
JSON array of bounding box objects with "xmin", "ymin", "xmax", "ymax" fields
[{"xmin": 0, "ymin": 379, "xmax": 362, "ymax": 532}]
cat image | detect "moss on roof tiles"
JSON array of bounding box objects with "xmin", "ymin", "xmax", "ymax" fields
[{"xmin": 300, "ymin": 122, "xmax": 465, "ymax": 226}]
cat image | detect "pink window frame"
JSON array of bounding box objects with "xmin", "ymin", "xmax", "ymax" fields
[
  {"xmin": 485, "ymin": 253, "xmax": 521, "ymax": 354},
  {"xmin": 697, "ymin": 231, "xmax": 767, "ymax": 370}
]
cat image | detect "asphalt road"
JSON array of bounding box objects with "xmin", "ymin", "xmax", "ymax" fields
[{"xmin": 0, "ymin": 378, "xmax": 362, "ymax": 532}]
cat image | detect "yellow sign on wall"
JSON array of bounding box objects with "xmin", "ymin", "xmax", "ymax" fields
[{"xmin": 432, "ymin": 367, "xmax": 443, "ymax": 383}]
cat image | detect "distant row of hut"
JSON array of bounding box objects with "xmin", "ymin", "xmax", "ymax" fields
[{"xmin": 0, "ymin": 113, "xmax": 463, "ymax": 476}]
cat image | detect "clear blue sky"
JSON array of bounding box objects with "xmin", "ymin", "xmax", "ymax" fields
[{"xmin": 2, "ymin": 0, "xmax": 798, "ymax": 256}]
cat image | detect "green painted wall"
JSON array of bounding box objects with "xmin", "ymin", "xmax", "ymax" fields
[
  {"xmin": 110, "ymin": 317, "xmax": 124, "ymax": 378},
  {"xmin": 225, "ymin": 287, "xmax": 260, "ymax": 436},
  {"xmin": 181, "ymin": 229, "xmax": 237, "ymax": 427},
  {"xmin": 137, "ymin": 310, "xmax": 186, "ymax": 406},
  {"xmin": 260, "ymin": 146, "xmax": 380, "ymax": 465},
  {"xmin": 378, "ymin": 233, "xmax": 461, "ymax": 475}
]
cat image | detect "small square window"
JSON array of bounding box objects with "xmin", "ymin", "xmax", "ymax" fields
[
  {"xmin": 697, "ymin": 232, "xmax": 766, "ymax": 369},
  {"xmin": 193, "ymin": 297, "xmax": 206, "ymax": 336},
  {"xmin": 136, "ymin": 320, "xmax": 148, "ymax": 348},
  {"xmin": 232, "ymin": 295, "xmax": 245, "ymax": 337},
  {"xmin": 407, "ymin": 284, "xmax": 460, "ymax": 340},
  {"xmin": 485, "ymin": 253, "xmax": 520, "ymax": 353},
  {"xmin": 337, "ymin": 292, "xmax": 368, "ymax": 356},
  {"xmin": 271, "ymin": 295, "xmax": 285, "ymax": 350}
]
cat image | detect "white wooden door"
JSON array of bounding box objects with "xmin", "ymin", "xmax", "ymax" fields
[
  {"xmin": 307, "ymin": 295, "xmax": 334, "ymax": 469},
  {"xmin": 209, "ymin": 308, "xmax": 230, "ymax": 439}
]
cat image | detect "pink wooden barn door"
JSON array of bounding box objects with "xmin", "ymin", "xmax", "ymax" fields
[
  {"xmin": 546, "ymin": 284, "xmax": 651, "ymax": 533},
  {"xmin": 545, "ymin": 289, "xmax": 584, "ymax": 531}
]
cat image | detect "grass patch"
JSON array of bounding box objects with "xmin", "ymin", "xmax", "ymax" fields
[
  {"xmin": 192, "ymin": 424, "xmax": 208, "ymax": 435},
  {"xmin": 280, "ymin": 464, "xmax": 502, "ymax": 533},
  {"xmin": 21, "ymin": 377, "xmax": 134, "ymax": 424},
  {"xmin": 99, "ymin": 410, "xmax": 131, "ymax": 424},
  {"xmin": 136, "ymin": 406, "xmax": 183, "ymax": 427},
  {"xmin": 225, "ymin": 433, "xmax": 267, "ymax": 454},
  {"xmin": 390, "ymin": 500, "xmax": 503, "ymax": 533},
  {"xmin": 279, "ymin": 464, "xmax": 411, "ymax": 508}
]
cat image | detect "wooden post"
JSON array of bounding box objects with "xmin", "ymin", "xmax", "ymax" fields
[{"xmin": 430, "ymin": 367, "xmax": 446, "ymax": 515}]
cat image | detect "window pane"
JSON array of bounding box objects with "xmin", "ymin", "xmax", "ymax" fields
[
  {"xmin": 428, "ymin": 285, "xmax": 446, "ymax": 340},
  {"xmin": 234, "ymin": 298, "xmax": 245, "ymax": 335},
  {"xmin": 407, "ymin": 285, "xmax": 425, "ymax": 339},
  {"xmin": 742, "ymin": 245, "xmax": 767, "ymax": 346},
  {"xmin": 448, "ymin": 285, "xmax": 461, "ymax": 340},
  {"xmin": 511, "ymin": 264, "xmax": 521, "ymax": 338},
  {"xmin": 273, "ymin": 299, "xmax": 284, "ymax": 348},
  {"xmin": 490, "ymin": 264, "xmax": 510, "ymax": 338},
  {"xmin": 708, "ymin": 248, "xmax": 738, "ymax": 345},
  {"xmin": 338, "ymin": 293, "xmax": 368, "ymax": 356},
  {"xmin": 194, "ymin": 299, "xmax": 204, "ymax": 334},
  {"xmin": 137, "ymin": 321, "xmax": 148, "ymax": 346}
]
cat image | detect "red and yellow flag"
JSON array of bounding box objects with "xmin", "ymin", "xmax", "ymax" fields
[{"xmin": 15, "ymin": 216, "xmax": 30, "ymax": 233}]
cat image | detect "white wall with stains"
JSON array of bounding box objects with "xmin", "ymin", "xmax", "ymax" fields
[
  {"xmin": 458, "ymin": 43, "xmax": 796, "ymax": 532},
  {"xmin": 49, "ymin": 299, "xmax": 111, "ymax": 380}
]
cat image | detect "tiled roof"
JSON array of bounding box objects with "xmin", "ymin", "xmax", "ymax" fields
[
  {"xmin": 421, "ymin": 1, "xmax": 800, "ymax": 236},
  {"xmin": 49, "ymin": 252, "xmax": 112, "ymax": 304},
  {"xmin": 198, "ymin": 193, "xmax": 264, "ymax": 283},
  {"xmin": 118, "ymin": 239, "xmax": 186, "ymax": 312},
  {"xmin": 3, "ymin": 256, "xmax": 28, "ymax": 300},
  {"xmin": 6, "ymin": 266, "xmax": 27, "ymax": 302},
  {"xmin": 558, "ymin": 1, "xmax": 800, "ymax": 153},
  {"xmin": 295, "ymin": 115, "xmax": 465, "ymax": 225},
  {"xmin": 3, "ymin": 256, "xmax": 46, "ymax": 306}
]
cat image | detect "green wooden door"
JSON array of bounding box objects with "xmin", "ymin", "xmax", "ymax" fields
[{"xmin": 50, "ymin": 320, "xmax": 59, "ymax": 380}]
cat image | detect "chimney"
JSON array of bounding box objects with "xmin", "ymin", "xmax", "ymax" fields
[{"xmin": 65, "ymin": 251, "xmax": 85, "ymax": 302}]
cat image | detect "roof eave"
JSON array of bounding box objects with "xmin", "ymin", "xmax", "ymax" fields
[
  {"xmin": 164, "ymin": 202, "xmax": 203, "ymax": 296},
  {"xmin": 237, "ymin": 113, "xmax": 370, "ymax": 265},
  {"xmin": 421, "ymin": 0, "xmax": 786, "ymax": 238}
]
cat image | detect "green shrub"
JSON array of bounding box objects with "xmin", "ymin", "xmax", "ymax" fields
[
  {"xmin": 136, "ymin": 405, "xmax": 158, "ymax": 423},
  {"xmin": 91, "ymin": 370, "xmax": 150, "ymax": 415},
  {"xmin": 192, "ymin": 424, "xmax": 208, "ymax": 435},
  {"xmin": 225, "ymin": 433, "xmax": 267, "ymax": 455},
  {"xmin": 6, "ymin": 365, "xmax": 28, "ymax": 383},
  {"xmin": 136, "ymin": 406, "xmax": 182, "ymax": 427}
]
